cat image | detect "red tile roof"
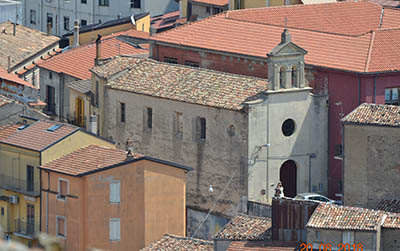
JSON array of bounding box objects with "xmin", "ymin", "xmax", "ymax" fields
[
  {"xmin": 342, "ymin": 103, "xmax": 400, "ymax": 127},
  {"xmin": 151, "ymin": 11, "xmax": 182, "ymax": 31},
  {"xmin": 101, "ymin": 29, "xmax": 150, "ymax": 40},
  {"xmin": 227, "ymin": 241, "xmax": 299, "ymax": 251},
  {"xmin": 0, "ymin": 94, "xmax": 12, "ymax": 107},
  {"xmin": 0, "ymin": 67, "xmax": 36, "ymax": 89},
  {"xmin": 40, "ymin": 145, "xmax": 137, "ymax": 176},
  {"xmin": 151, "ymin": 2, "xmax": 400, "ymax": 73},
  {"xmin": 214, "ymin": 214, "xmax": 272, "ymax": 240},
  {"xmin": 141, "ymin": 234, "xmax": 213, "ymax": 251},
  {"xmin": 193, "ymin": 0, "xmax": 228, "ymax": 6},
  {"xmin": 0, "ymin": 123, "xmax": 21, "ymax": 141},
  {"xmin": 0, "ymin": 121, "xmax": 78, "ymax": 152},
  {"xmin": 307, "ymin": 203, "xmax": 400, "ymax": 231},
  {"xmin": 38, "ymin": 36, "xmax": 148, "ymax": 80}
]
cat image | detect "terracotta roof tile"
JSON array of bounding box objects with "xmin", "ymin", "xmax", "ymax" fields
[
  {"xmin": 38, "ymin": 36, "xmax": 148, "ymax": 80},
  {"xmin": 101, "ymin": 29, "xmax": 150, "ymax": 41},
  {"xmin": 307, "ymin": 203, "xmax": 400, "ymax": 231},
  {"xmin": 376, "ymin": 200, "xmax": 400, "ymax": 213},
  {"xmin": 141, "ymin": 234, "xmax": 213, "ymax": 251},
  {"xmin": 0, "ymin": 121, "xmax": 78, "ymax": 152},
  {"xmin": 40, "ymin": 145, "xmax": 136, "ymax": 176},
  {"xmin": 0, "ymin": 67, "xmax": 36, "ymax": 89},
  {"xmin": 151, "ymin": 11, "xmax": 181, "ymax": 31},
  {"xmin": 0, "ymin": 94, "xmax": 12, "ymax": 107},
  {"xmin": 0, "ymin": 123, "xmax": 21, "ymax": 141},
  {"xmin": 342, "ymin": 103, "xmax": 400, "ymax": 127},
  {"xmin": 151, "ymin": 2, "xmax": 400, "ymax": 73},
  {"xmin": 96, "ymin": 57, "xmax": 268, "ymax": 110},
  {"xmin": 0, "ymin": 22, "xmax": 59, "ymax": 70},
  {"xmin": 192, "ymin": 0, "xmax": 228, "ymax": 6},
  {"xmin": 227, "ymin": 241, "xmax": 299, "ymax": 251},
  {"xmin": 214, "ymin": 214, "xmax": 272, "ymax": 240}
]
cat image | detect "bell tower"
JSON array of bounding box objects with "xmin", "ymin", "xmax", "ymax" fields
[{"xmin": 267, "ymin": 28, "xmax": 307, "ymax": 91}]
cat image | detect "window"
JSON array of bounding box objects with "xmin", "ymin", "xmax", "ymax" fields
[
  {"xmin": 280, "ymin": 67, "xmax": 286, "ymax": 89},
  {"xmin": 120, "ymin": 103, "xmax": 126, "ymax": 123},
  {"xmin": 47, "ymin": 13, "xmax": 53, "ymax": 33},
  {"xmin": 109, "ymin": 218, "xmax": 120, "ymax": 241},
  {"xmin": 30, "ymin": 10, "xmax": 36, "ymax": 24},
  {"xmin": 131, "ymin": 0, "xmax": 141, "ymax": 8},
  {"xmin": 206, "ymin": 6, "xmax": 210, "ymax": 13},
  {"xmin": 385, "ymin": 87, "xmax": 400, "ymax": 105},
  {"xmin": 81, "ymin": 0, "xmax": 87, "ymax": 3},
  {"xmin": 26, "ymin": 165, "xmax": 34, "ymax": 192},
  {"xmin": 95, "ymin": 81, "xmax": 99, "ymax": 107},
  {"xmin": 185, "ymin": 61, "xmax": 199, "ymax": 67},
  {"xmin": 64, "ymin": 16, "xmax": 70, "ymax": 30},
  {"xmin": 99, "ymin": 0, "xmax": 109, "ymax": 6},
  {"xmin": 316, "ymin": 231, "xmax": 320, "ymax": 242},
  {"xmin": 334, "ymin": 144, "xmax": 343, "ymax": 159},
  {"xmin": 110, "ymin": 181, "xmax": 120, "ymax": 203},
  {"xmin": 1, "ymin": 207, "xmax": 4, "ymax": 216},
  {"xmin": 213, "ymin": 7, "xmax": 221, "ymax": 14},
  {"xmin": 56, "ymin": 216, "xmax": 66, "ymax": 237},
  {"xmin": 164, "ymin": 57, "xmax": 178, "ymax": 64},
  {"xmin": 199, "ymin": 117, "xmax": 206, "ymax": 139},
  {"xmin": 146, "ymin": 107, "xmax": 153, "ymax": 129},
  {"xmin": 81, "ymin": 19, "xmax": 87, "ymax": 26},
  {"xmin": 57, "ymin": 179, "xmax": 68, "ymax": 200},
  {"xmin": 282, "ymin": 119, "xmax": 295, "ymax": 137},
  {"xmin": 342, "ymin": 231, "xmax": 354, "ymax": 244},
  {"xmin": 49, "ymin": 71, "xmax": 52, "ymax": 79}
]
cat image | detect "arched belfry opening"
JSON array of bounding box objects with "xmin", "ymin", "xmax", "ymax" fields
[
  {"xmin": 266, "ymin": 28, "xmax": 307, "ymax": 91},
  {"xmin": 280, "ymin": 160, "xmax": 297, "ymax": 198}
]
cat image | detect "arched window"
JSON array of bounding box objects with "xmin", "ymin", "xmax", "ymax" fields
[
  {"xmin": 291, "ymin": 66, "xmax": 298, "ymax": 87},
  {"xmin": 280, "ymin": 67, "xmax": 286, "ymax": 89}
]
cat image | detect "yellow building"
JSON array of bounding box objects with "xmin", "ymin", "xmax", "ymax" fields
[
  {"xmin": 64, "ymin": 13, "xmax": 150, "ymax": 46},
  {"xmin": 0, "ymin": 119, "xmax": 114, "ymax": 247}
]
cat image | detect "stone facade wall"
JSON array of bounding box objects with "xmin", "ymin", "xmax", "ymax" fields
[
  {"xmin": 343, "ymin": 124, "xmax": 400, "ymax": 209},
  {"xmin": 381, "ymin": 229, "xmax": 400, "ymax": 251},
  {"xmin": 103, "ymin": 88, "xmax": 249, "ymax": 217}
]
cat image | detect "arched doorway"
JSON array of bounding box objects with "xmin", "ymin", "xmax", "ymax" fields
[{"xmin": 280, "ymin": 160, "xmax": 297, "ymax": 198}]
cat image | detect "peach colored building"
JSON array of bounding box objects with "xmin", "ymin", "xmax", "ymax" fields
[{"xmin": 39, "ymin": 145, "xmax": 191, "ymax": 251}]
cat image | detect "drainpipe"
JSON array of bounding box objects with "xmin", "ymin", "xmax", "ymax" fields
[
  {"xmin": 376, "ymin": 214, "xmax": 387, "ymax": 251},
  {"xmin": 45, "ymin": 170, "xmax": 50, "ymax": 233},
  {"xmin": 308, "ymin": 153, "xmax": 316, "ymax": 192},
  {"xmin": 373, "ymin": 75, "xmax": 378, "ymax": 103},
  {"xmin": 341, "ymin": 122, "xmax": 345, "ymax": 205},
  {"xmin": 358, "ymin": 75, "xmax": 361, "ymax": 105}
]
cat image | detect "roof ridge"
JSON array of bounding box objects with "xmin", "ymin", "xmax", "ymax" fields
[
  {"xmin": 165, "ymin": 234, "xmax": 213, "ymax": 244},
  {"xmin": 365, "ymin": 30, "xmax": 375, "ymax": 72}
]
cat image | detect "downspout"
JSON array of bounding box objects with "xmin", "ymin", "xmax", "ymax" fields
[
  {"xmin": 341, "ymin": 122, "xmax": 345, "ymax": 205},
  {"xmin": 266, "ymin": 95, "xmax": 270, "ymax": 200},
  {"xmin": 373, "ymin": 75, "xmax": 377, "ymax": 103},
  {"xmin": 45, "ymin": 170, "xmax": 50, "ymax": 233},
  {"xmin": 376, "ymin": 214, "xmax": 387, "ymax": 251},
  {"xmin": 39, "ymin": 154, "xmax": 42, "ymax": 233},
  {"xmin": 358, "ymin": 75, "xmax": 361, "ymax": 105}
]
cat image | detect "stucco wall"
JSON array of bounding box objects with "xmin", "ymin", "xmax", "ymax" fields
[
  {"xmin": 103, "ymin": 88, "xmax": 249, "ymax": 218},
  {"xmin": 381, "ymin": 229, "xmax": 400, "ymax": 251},
  {"xmin": 248, "ymin": 89, "xmax": 328, "ymax": 204},
  {"xmin": 0, "ymin": 102, "xmax": 49, "ymax": 127},
  {"xmin": 191, "ymin": 3, "xmax": 227, "ymax": 20},
  {"xmin": 343, "ymin": 124, "xmax": 400, "ymax": 209},
  {"xmin": 307, "ymin": 229, "xmax": 376, "ymax": 251}
]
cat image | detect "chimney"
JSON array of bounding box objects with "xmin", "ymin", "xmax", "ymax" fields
[
  {"xmin": 13, "ymin": 23, "xmax": 16, "ymax": 36},
  {"xmin": 95, "ymin": 34, "xmax": 102, "ymax": 65},
  {"xmin": 73, "ymin": 20, "xmax": 80, "ymax": 47},
  {"xmin": 47, "ymin": 23, "xmax": 52, "ymax": 36},
  {"xmin": 7, "ymin": 56, "xmax": 10, "ymax": 73},
  {"xmin": 88, "ymin": 115, "xmax": 97, "ymax": 135}
]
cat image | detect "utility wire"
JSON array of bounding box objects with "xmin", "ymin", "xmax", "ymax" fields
[{"xmin": 190, "ymin": 164, "xmax": 241, "ymax": 239}]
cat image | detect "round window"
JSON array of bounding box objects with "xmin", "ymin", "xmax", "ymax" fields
[{"xmin": 282, "ymin": 119, "xmax": 295, "ymax": 137}]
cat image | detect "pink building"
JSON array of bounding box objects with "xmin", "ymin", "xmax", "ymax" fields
[{"xmin": 39, "ymin": 145, "xmax": 191, "ymax": 251}]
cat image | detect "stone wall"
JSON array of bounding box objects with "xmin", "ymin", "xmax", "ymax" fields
[{"xmin": 344, "ymin": 124, "xmax": 400, "ymax": 209}]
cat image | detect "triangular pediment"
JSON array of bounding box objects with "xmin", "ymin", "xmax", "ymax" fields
[{"xmin": 268, "ymin": 42, "xmax": 307, "ymax": 57}]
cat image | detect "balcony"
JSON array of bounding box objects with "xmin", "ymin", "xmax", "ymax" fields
[
  {"xmin": 0, "ymin": 174, "xmax": 39, "ymax": 197},
  {"xmin": 14, "ymin": 219, "xmax": 39, "ymax": 239},
  {"xmin": 67, "ymin": 113, "xmax": 86, "ymax": 128}
]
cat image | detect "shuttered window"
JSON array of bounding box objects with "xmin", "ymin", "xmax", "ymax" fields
[
  {"xmin": 109, "ymin": 218, "xmax": 120, "ymax": 241},
  {"xmin": 110, "ymin": 181, "xmax": 120, "ymax": 203}
]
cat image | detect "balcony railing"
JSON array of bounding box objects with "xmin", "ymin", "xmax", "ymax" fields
[
  {"xmin": 0, "ymin": 174, "xmax": 39, "ymax": 196},
  {"xmin": 67, "ymin": 113, "xmax": 86, "ymax": 128},
  {"xmin": 14, "ymin": 219, "xmax": 39, "ymax": 238}
]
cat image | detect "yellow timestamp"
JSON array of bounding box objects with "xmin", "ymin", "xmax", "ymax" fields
[{"xmin": 300, "ymin": 243, "xmax": 364, "ymax": 251}]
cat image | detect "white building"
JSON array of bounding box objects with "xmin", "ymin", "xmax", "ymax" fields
[
  {"xmin": 22, "ymin": 0, "xmax": 178, "ymax": 36},
  {"xmin": 0, "ymin": 0, "xmax": 22, "ymax": 24}
]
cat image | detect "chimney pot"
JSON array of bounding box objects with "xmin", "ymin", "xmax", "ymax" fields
[
  {"xmin": 95, "ymin": 35, "xmax": 102, "ymax": 66},
  {"xmin": 7, "ymin": 56, "xmax": 11, "ymax": 73}
]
